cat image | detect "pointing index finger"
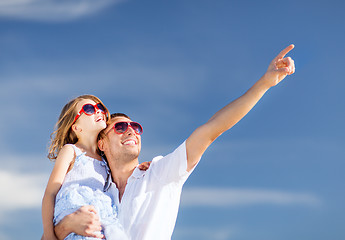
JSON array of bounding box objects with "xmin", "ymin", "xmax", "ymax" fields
[{"xmin": 275, "ymin": 44, "xmax": 295, "ymax": 60}]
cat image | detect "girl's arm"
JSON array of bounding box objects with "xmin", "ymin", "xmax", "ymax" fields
[
  {"xmin": 186, "ymin": 44, "xmax": 295, "ymax": 171},
  {"xmin": 42, "ymin": 145, "xmax": 75, "ymax": 240}
]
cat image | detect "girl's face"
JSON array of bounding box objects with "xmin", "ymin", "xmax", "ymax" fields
[{"xmin": 73, "ymin": 99, "xmax": 107, "ymax": 134}]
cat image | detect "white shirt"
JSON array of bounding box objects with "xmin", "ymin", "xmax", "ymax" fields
[{"xmin": 107, "ymin": 141, "xmax": 196, "ymax": 240}]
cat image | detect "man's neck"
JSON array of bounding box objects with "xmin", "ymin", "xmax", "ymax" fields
[{"xmin": 108, "ymin": 158, "xmax": 138, "ymax": 202}]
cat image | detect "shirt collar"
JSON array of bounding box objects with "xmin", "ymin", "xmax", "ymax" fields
[{"xmin": 130, "ymin": 165, "xmax": 146, "ymax": 179}]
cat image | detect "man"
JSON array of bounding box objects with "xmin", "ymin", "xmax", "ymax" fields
[{"xmin": 54, "ymin": 45, "xmax": 295, "ymax": 239}]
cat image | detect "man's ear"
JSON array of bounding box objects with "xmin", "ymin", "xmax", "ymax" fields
[{"xmin": 98, "ymin": 139, "xmax": 105, "ymax": 151}]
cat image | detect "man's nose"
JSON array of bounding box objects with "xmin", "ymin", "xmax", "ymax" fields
[{"xmin": 126, "ymin": 126, "xmax": 136, "ymax": 135}]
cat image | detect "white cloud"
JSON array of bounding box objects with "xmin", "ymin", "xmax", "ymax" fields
[
  {"xmin": 181, "ymin": 187, "xmax": 321, "ymax": 207},
  {"xmin": 0, "ymin": 169, "xmax": 48, "ymax": 211},
  {"xmin": 0, "ymin": 153, "xmax": 51, "ymax": 217},
  {"xmin": 0, "ymin": 0, "xmax": 124, "ymax": 22},
  {"xmin": 174, "ymin": 226, "xmax": 237, "ymax": 240}
]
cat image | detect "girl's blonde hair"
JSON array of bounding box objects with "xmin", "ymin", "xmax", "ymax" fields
[{"xmin": 48, "ymin": 95, "xmax": 110, "ymax": 160}]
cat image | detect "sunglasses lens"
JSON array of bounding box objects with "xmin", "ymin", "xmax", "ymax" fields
[
  {"xmin": 82, "ymin": 104, "xmax": 96, "ymax": 115},
  {"xmin": 114, "ymin": 122, "xmax": 128, "ymax": 133},
  {"xmin": 131, "ymin": 122, "xmax": 143, "ymax": 135},
  {"xmin": 113, "ymin": 122, "xmax": 143, "ymax": 135},
  {"xmin": 96, "ymin": 103, "xmax": 106, "ymax": 113}
]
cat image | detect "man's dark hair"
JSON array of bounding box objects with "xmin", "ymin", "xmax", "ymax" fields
[{"xmin": 110, "ymin": 113, "xmax": 131, "ymax": 119}]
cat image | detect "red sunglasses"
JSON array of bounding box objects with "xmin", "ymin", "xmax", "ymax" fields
[
  {"xmin": 108, "ymin": 121, "xmax": 143, "ymax": 135},
  {"xmin": 73, "ymin": 103, "xmax": 106, "ymax": 124}
]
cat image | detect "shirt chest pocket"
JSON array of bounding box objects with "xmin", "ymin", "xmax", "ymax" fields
[{"xmin": 122, "ymin": 191, "xmax": 153, "ymax": 227}]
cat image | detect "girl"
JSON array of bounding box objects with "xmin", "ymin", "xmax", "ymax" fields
[{"xmin": 42, "ymin": 95, "xmax": 128, "ymax": 240}]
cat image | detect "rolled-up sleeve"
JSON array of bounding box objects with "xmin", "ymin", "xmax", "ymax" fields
[{"xmin": 148, "ymin": 141, "xmax": 197, "ymax": 185}]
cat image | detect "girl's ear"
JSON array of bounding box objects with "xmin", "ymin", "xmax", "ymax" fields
[{"xmin": 71, "ymin": 124, "xmax": 82, "ymax": 134}]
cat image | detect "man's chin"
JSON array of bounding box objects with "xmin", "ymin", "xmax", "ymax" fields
[{"xmin": 123, "ymin": 151, "xmax": 140, "ymax": 161}]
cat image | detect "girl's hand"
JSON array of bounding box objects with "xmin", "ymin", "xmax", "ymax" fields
[
  {"xmin": 261, "ymin": 44, "xmax": 295, "ymax": 88},
  {"xmin": 138, "ymin": 161, "xmax": 151, "ymax": 171}
]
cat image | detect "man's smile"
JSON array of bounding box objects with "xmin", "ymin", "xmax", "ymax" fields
[{"xmin": 122, "ymin": 139, "xmax": 137, "ymax": 145}]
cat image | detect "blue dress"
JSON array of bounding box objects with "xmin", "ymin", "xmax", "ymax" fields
[{"xmin": 53, "ymin": 144, "xmax": 128, "ymax": 240}]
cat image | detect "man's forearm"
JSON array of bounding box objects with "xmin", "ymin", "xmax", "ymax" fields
[
  {"xmin": 206, "ymin": 77, "xmax": 270, "ymax": 140},
  {"xmin": 186, "ymin": 77, "xmax": 270, "ymax": 171},
  {"xmin": 53, "ymin": 205, "xmax": 103, "ymax": 239},
  {"xmin": 54, "ymin": 215, "xmax": 72, "ymax": 240}
]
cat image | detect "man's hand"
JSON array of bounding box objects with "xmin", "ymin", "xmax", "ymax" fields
[
  {"xmin": 261, "ymin": 44, "xmax": 295, "ymax": 88},
  {"xmin": 54, "ymin": 205, "xmax": 104, "ymax": 239},
  {"xmin": 138, "ymin": 161, "xmax": 151, "ymax": 171}
]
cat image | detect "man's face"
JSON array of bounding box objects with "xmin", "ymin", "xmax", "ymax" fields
[{"xmin": 100, "ymin": 116, "xmax": 142, "ymax": 162}]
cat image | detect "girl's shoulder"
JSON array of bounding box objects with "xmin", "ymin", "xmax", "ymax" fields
[
  {"xmin": 61, "ymin": 144, "xmax": 76, "ymax": 154},
  {"xmin": 54, "ymin": 144, "xmax": 76, "ymax": 166},
  {"xmin": 62, "ymin": 144, "xmax": 82, "ymax": 156}
]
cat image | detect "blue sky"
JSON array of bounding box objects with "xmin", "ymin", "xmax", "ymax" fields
[{"xmin": 0, "ymin": 0, "xmax": 344, "ymax": 239}]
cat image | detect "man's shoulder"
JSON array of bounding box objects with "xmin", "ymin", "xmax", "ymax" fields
[{"xmin": 152, "ymin": 155, "xmax": 164, "ymax": 162}]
